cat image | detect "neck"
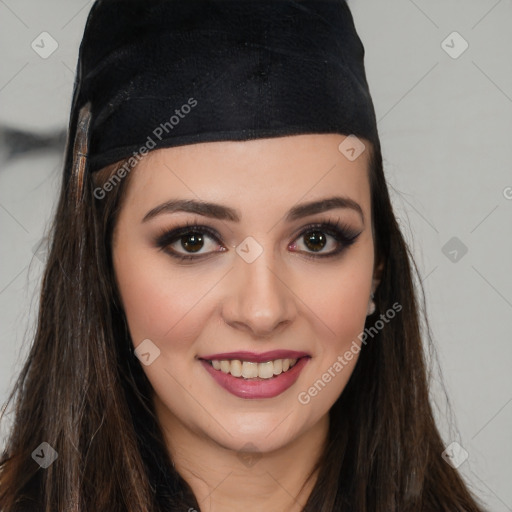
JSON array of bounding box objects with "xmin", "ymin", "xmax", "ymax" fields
[{"xmin": 155, "ymin": 402, "xmax": 329, "ymax": 512}]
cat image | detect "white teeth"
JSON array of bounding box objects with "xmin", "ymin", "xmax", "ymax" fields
[
  {"xmin": 230, "ymin": 359, "xmax": 242, "ymax": 377},
  {"xmin": 241, "ymin": 361, "xmax": 258, "ymax": 378},
  {"xmin": 208, "ymin": 358, "xmax": 300, "ymax": 379},
  {"xmin": 258, "ymin": 361, "xmax": 274, "ymax": 379}
]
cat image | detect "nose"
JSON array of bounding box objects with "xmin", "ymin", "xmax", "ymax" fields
[{"xmin": 221, "ymin": 246, "xmax": 297, "ymax": 338}]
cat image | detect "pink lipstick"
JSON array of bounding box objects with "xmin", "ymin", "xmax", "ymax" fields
[{"xmin": 198, "ymin": 350, "xmax": 310, "ymax": 399}]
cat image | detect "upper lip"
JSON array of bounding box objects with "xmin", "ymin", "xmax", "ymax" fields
[{"xmin": 199, "ymin": 350, "xmax": 311, "ymax": 363}]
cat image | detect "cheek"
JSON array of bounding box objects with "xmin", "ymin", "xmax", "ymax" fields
[
  {"xmin": 309, "ymin": 274, "xmax": 367, "ymax": 332},
  {"xmin": 294, "ymin": 253, "xmax": 372, "ymax": 406},
  {"xmin": 113, "ymin": 242, "xmax": 214, "ymax": 350},
  {"xmin": 301, "ymin": 258, "xmax": 372, "ymax": 348}
]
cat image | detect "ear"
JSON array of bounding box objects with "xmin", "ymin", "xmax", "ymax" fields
[{"xmin": 371, "ymin": 260, "xmax": 385, "ymax": 295}]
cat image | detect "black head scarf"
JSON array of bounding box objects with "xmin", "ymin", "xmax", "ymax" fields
[{"xmin": 65, "ymin": 0, "xmax": 379, "ymax": 178}]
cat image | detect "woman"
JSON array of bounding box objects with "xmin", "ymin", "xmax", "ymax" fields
[{"xmin": 0, "ymin": 1, "xmax": 488, "ymax": 511}]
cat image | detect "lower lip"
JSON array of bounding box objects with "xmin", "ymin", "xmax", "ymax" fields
[{"xmin": 200, "ymin": 357, "xmax": 310, "ymax": 399}]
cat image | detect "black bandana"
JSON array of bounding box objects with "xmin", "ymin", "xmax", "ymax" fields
[{"xmin": 66, "ymin": 0, "xmax": 379, "ymax": 175}]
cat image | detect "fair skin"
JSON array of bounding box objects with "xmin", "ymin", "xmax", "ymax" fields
[{"xmin": 112, "ymin": 133, "xmax": 381, "ymax": 512}]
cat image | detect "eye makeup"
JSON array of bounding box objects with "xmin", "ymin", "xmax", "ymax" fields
[{"xmin": 153, "ymin": 217, "xmax": 362, "ymax": 263}]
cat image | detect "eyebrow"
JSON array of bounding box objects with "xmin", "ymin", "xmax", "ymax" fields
[{"xmin": 142, "ymin": 195, "xmax": 364, "ymax": 225}]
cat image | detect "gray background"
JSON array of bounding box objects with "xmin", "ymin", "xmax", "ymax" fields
[{"xmin": 1, "ymin": 1, "xmax": 511, "ymax": 510}]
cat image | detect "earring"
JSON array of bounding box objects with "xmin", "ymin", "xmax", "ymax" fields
[{"xmin": 367, "ymin": 292, "xmax": 376, "ymax": 316}]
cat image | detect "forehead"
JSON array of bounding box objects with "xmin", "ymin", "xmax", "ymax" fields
[{"xmin": 122, "ymin": 134, "xmax": 371, "ymax": 221}]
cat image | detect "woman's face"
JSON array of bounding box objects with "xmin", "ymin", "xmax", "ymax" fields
[{"xmin": 112, "ymin": 133, "xmax": 377, "ymax": 454}]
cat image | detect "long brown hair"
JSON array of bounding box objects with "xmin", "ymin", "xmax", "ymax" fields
[{"xmin": 0, "ymin": 113, "xmax": 487, "ymax": 511}]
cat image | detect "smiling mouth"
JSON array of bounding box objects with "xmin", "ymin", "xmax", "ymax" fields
[{"xmin": 204, "ymin": 357, "xmax": 306, "ymax": 380}]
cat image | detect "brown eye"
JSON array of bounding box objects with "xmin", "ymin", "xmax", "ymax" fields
[
  {"xmin": 289, "ymin": 220, "xmax": 362, "ymax": 259},
  {"xmin": 180, "ymin": 233, "xmax": 205, "ymax": 253},
  {"xmin": 303, "ymin": 231, "xmax": 327, "ymax": 252},
  {"xmin": 155, "ymin": 225, "xmax": 225, "ymax": 260}
]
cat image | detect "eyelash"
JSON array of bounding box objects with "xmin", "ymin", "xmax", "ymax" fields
[{"xmin": 154, "ymin": 218, "xmax": 362, "ymax": 262}]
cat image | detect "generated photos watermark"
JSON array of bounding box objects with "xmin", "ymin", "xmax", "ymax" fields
[
  {"xmin": 298, "ymin": 301, "xmax": 402, "ymax": 405},
  {"xmin": 93, "ymin": 97, "xmax": 198, "ymax": 200}
]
